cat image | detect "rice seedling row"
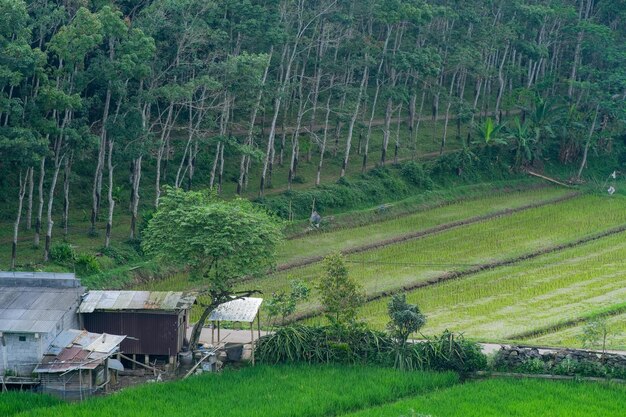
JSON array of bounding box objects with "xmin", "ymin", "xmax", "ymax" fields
[
  {"xmin": 7, "ymin": 365, "xmax": 458, "ymax": 417},
  {"xmin": 523, "ymin": 312, "xmax": 626, "ymax": 351},
  {"xmin": 340, "ymin": 378, "xmax": 626, "ymax": 417},
  {"xmin": 352, "ymin": 230, "xmax": 626, "ymax": 348},
  {"xmin": 508, "ymin": 302, "xmax": 626, "ymax": 341},
  {"xmin": 249, "ymin": 194, "xmax": 626, "ymax": 320},
  {"xmin": 276, "ymin": 187, "xmax": 574, "ymax": 268}
]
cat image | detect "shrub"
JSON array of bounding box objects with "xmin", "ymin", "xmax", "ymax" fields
[
  {"xmin": 48, "ymin": 243, "xmax": 76, "ymax": 265},
  {"xmin": 255, "ymin": 325, "xmax": 393, "ymax": 365},
  {"xmin": 292, "ymin": 175, "xmax": 306, "ymax": 184},
  {"xmin": 516, "ymin": 358, "xmax": 546, "ymax": 374},
  {"xmin": 75, "ymin": 253, "xmax": 102, "ymax": 276},
  {"xmin": 99, "ymin": 244, "xmax": 139, "ymax": 265},
  {"xmin": 256, "ymin": 325, "xmax": 486, "ymax": 373},
  {"xmin": 412, "ymin": 331, "xmax": 487, "ymax": 374},
  {"xmin": 401, "ymin": 161, "xmax": 434, "ymax": 189},
  {"xmin": 258, "ymin": 167, "xmax": 409, "ymax": 220}
]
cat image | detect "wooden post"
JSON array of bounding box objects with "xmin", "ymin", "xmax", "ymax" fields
[
  {"xmin": 217, "ymin": 322, "xmax": 221, "ymax": 343},
  {"xmin": 257, "ymin": 312, "xmax": 261, "ymax": 338},
  {"xmin": 211, "ymin": 321, "xmax": 215, "ymax": 345},
  {"xmin": 250, "ymin": 322, "xmax": 255, "ymax": 366},
  {"xmin": 145, "ymin": 354, "xmax": 150, "ymax": 367},
  {"xmin": 132, "ymin": 354, "xmax": 136, "ymax": 370}
]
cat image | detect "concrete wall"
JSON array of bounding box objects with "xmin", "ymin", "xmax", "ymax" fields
[
  {"xmin": 0, "ymin": 302, "xmax": 80, "ymax": 377},
  {"xmin": 0, "ymin": 333, "xmax": 47, "ymax": 376}
]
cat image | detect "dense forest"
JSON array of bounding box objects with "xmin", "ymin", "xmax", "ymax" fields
[{"xmin": 1, "ymin": 0, "xmax": 625, "ymax": 267}]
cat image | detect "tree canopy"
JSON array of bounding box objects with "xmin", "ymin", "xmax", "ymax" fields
[{"xmin": 142, "ymin": 186, "xmax": 283, "ymax": 290}]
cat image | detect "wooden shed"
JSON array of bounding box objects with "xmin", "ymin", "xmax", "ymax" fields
[
  {"xmin": 34, "ymin": 329, "xmax": 125, "ymax": 400},
  {"xmin": 78, "ymin": 291, "xmax": 196, "ymax": 365}
]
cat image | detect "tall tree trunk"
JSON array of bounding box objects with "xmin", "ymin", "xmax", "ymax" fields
[
  {"xmin": 11, "ymin": 168, "xmax": 30, "ymax": 270},
  {"xmin": 105, "ymin": 138, "xmax": 115, "ymax": 248},
  {"xmin": 412, "ymin": 88, "xmax": 427, "ymax": 159},
  {"xmin": 341, "ymin": 66, "xmax": 369, "ymax": 177},
  {"xmin": 495, "ymin": 44, "xmax": 510, "ymax": 123},
  {"xmin": 129, "ymin": 155, "xmax": 142, "ymax": 240},
  {"xmin": 44, "ymin": 153, "xmax": 64, "ymax": 262},
  {"xmin": 34, "ymin": 156, "xmax": 46, "ymax": 247},
  {"xmin": 62, "ymin": 154, "xmax": 72, "ymax": 237},
  {"xmin": 381, "ymin": 98, "xmax": 393, "ymax": 165},
  {"xmin": 441, "ymin": 72, "xmax": 458, "ymax": 155},
  {"xmin": 316, "ymin": 76, "xmax": 335, "ymax": 186},
  {"xmin": 210, "ymin": 142, "xmax": 221, "ymax": 189},
  {"xmin": 576, "ymin": 104, "xmax": 599, "ymax": 180},
  {"xmin": 155, "ymin": 102, "xmax": 174, "ymax": 207},
  {"xmin": 394, "ymin": 104, "xmax": 402, "ymax": 164},
  {"xmin": 237, "ymin": 48, "xmax": 273, "ymax": 195},
  {"xmin": 91, "ymin": 82, "xmax": 112, "ymax": 234},
  {"xmin": 218, "ymin": 140, "xmax": 225, "ymax": 194},
  {"xmin": 26, "ymin": 165, "xmax": 34, "ymax": 230}
]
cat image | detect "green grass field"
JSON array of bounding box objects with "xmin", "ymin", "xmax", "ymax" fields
[
  {"xmin": 351, "ymin": 231, "xmax": 626, "ymax": 346},
  {"xmin": 342, "ymin": 378, "xmax": 626, "ymax": 417}
]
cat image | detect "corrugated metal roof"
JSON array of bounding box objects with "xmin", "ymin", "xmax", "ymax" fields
[
  {"xmin": 0, "ymin": 287, "xmax": 82, "ymax": 333},
  {"xmin": 0, "ymin": 271, "xmax": 79, "ymax": 288},
  {"xmin": 208, "ymin": 297, "xmax": 263, "ymax": 323},
  {"xmin": 34, "ymin": 329, "xmax": 125, "ymax": 374},
  {"xmin": 79, "ymin": 291, "xmax": 196, "ymax": 313}
]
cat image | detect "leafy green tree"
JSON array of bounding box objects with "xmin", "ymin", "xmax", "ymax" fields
[
  {"xmin": 142, "ymin": 186, "xmax": 282, "ymax": 350},
  {"xmin": 580, "ymin": 316, "xmax": 611, "ymax": 354},
  {"xmin": 317, "ymin": 253, "xmax": 364, "ymax": 325},
  {"xmin": 387, "ymin": 293, "xmax": 426, "ymax": 370},
  {"xmin": 266, "ymin": 279, "xmax": 310, "ymax": 326}
]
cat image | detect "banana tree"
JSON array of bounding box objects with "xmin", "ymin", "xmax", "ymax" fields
[
  {"xmin": 507, "ymin": 118, "xmax": 535, "ymax": 169},
  {"xmin": 472, "ymin": 117, "xmax": 507, "ymax": 147}
]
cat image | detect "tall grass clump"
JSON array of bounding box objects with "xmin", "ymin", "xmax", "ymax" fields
[{"xmin": 0, "ymin": 392, "xmax": 60, "ymax": 416}]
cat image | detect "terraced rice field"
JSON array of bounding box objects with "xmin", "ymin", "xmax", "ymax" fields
[
  {"xmin": 524, "ymin": 312, "xmax": 626, "ymax": 350},
  {"xmin": 350, "ymin": 231, "xmax": 626, "ymax": 342},
  {"xmin": 276, "ymin": 187, "xmax": 572, "ymax": 266},
  {"xmin": 250, "ymin": 194, "xmax": 626, "ymax": 320}
]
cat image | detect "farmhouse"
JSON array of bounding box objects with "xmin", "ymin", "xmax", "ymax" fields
[
  {"xmin": 34, "ymin": 329, "xmax": 125, "ymax": 399},
  {"xmin": 0, "ymin": 272, "xmax": 83, "ymax": 377},
  {"xmin": 79, "ymin": 291, "xmax": 196, "ymax": 365}
]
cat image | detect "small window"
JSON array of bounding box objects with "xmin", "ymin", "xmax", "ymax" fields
[{"xmin": 19, "ymin": 336, "xmax": 26, "ymax": 342}]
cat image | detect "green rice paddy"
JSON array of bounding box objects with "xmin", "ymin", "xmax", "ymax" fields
[
  {"xmin": 254, "ymin": 194, "xmax": 626, "ymax": 320},
  {"xmin": 4, "ymin": 366, "xmax": 625, "ymax": 417},
  {"xmin": 350, "ymin": 231, "xmax": 626, "ymax": 345},
  {"xmin": 342, "ymin": 378, "xmax": 626, "ymax": 417}
]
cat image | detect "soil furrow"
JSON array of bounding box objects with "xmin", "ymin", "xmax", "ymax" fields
[
  {"xmin": 289, "ymin": 223, "xmax": 626, "ymax": 323},
  {"xmin": 276, "ymin": 191, "xmax": 581, "ymax": 273}
]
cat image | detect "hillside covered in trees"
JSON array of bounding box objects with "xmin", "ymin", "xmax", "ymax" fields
[{"xmin": 1, "ymin": 0, "xmax": 626, "ymax": 268}]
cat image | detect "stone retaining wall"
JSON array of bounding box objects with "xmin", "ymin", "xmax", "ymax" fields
[{"xmin": 495, "ymin": 346, "xmax": 626, "ymax": 370}]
